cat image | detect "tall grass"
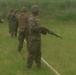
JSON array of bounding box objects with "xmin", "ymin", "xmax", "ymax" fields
[
  {"xmin": 0, "ymin": 0, "xmax": 76, "ymax": 21},
  {"xmin": 0, "ymin": 19, "xmax": 76, "ymax": 75}
]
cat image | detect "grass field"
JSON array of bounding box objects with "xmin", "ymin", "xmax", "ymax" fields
[
  {"xmin": 0, "ymin": 0, "xmax": 76, "ymax": 75},
  {"xmin": 0, "ymin": 22, "xmax": 55, "ymax": 75},
  {"xmin": 0, "ymin": 0, "xmax": 76, "ymax": 21},
  {"xmin": 0, "ymin": 20, "xmax": 76, "ymax": 75}
]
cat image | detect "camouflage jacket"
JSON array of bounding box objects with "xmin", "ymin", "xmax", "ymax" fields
[
  {"xmin": 28, "ymin": 15, "xmax": 41, "ymax": 41},
  {"xmin": 11, "ymin": 13, "xmax": 18, "ymax": 27}
]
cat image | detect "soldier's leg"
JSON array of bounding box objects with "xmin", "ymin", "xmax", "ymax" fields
[
  {"xmin": 11, "ymin": 26, "xmax": 14, "ymax": 37},
  {"xmin": 13, "ymin": 25, "xmax": 16, "ymax": 37},
  {"xmin": 15, "ymin": 26, "xmax": 18, "ymax": 37},
  {"xmin": 8, "ymin": 21, "xmax": 11, "ymax": 34},
  {"xmin": 27, "ymin": 51, "xmax": 35, "ymax": 69},
  {"xmin": 35, "ymin": 41, "xmax": 41, "ymax": 68},
  {"xmin": 17, "ymin": 32, "xmax": 24, "ymax": 52},
  {"xmin": 27, "ymin": 41, "xmax": 36, "ymax": 69},
  {"xmin": 11, "ymin": 30, "xmax": 14, "ymax": 37}
]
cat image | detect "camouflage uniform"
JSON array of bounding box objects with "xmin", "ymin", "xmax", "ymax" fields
[
  {"xmin": 17, "ymin": 7, "xmax": 28, "ymax": 52},
  {"xmin": 27, "ymin": 5, "xmax": 62, "ymax": 69},
  {"xmin": 11, "ymin": 9, "xmax": 18, "ymax": 37},
  {"xmin": 7, "ymin": 8, "xmax": 13, "ymax": 34},
  {"xmin": 27, "ymin": 5, "xmax": 43, "ymax": 69}
]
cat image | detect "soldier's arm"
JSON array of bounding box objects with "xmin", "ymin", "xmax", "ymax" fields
[
  {"xmin": 28, "ymin": 19, "xmax": 48, "ymax": 35},
  {"xmin": 11, "ymin": 14, "xmax": 17, "ymax": 21},
  {"xmin": 7, "ymin": 14, "xmax": 12, "ymax": 21}
]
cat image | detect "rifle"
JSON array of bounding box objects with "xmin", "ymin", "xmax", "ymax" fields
[{"xmin": 41, "ymin": 27, "xmax": 62, "ymax": 39}]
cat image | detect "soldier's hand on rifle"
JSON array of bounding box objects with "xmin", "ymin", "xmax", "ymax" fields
[{"xmin": 40, "ymin": 27, "xmax": 47, "ymax": 35}]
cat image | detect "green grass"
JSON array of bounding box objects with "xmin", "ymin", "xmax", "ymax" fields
[
  {"xmin": 0, "ymin": 22, "xmax": 55, "ymax": 75},
  {"xmin": 41, "ymin": 21, "xmax": 76, "ymax": 75},
  {"xmin": 0, "ymin": 0, "xmax": 76, "ymax": 21},
  {"xmin": 0, "ymin": 20, "xmax": 76, "ymax": 75},
  {"xmin": 0, "ymin": 1, "xmax": 76, "ymax": 75}
]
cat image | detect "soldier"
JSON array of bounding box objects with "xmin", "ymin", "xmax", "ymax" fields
[
  {"xmin": 11, "ymin": 9, "xmax": 18, "ymax": 37},
  {"xmin": 7, "ymin": 8, "xmax": 13, "ymax": 34},
  {"xmin": 27, "ymin": 5, "xmax": 62, "ymax": 69},
  {"xmin": 17, "ymin": 7, "xmax": 28, "ymax": 52},
  {"xmin": 27, "ymin": 5, "xmax": 45, "ymax": 69}
]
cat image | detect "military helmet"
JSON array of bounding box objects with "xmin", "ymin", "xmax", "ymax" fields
[
  {"xmin": 9, "ymin": 8, "xmax": 13, "ymax": 12},
  {"xmin": 21, "ymin": 7, "xmax": 26, "ymax": 12},
  {"xmin": 31, "ymin": 5, "xmax": 40, "ymax": 13},
  {"xmin": 14, "ymin": 9, "xmax": 18, "ymax": 13}
]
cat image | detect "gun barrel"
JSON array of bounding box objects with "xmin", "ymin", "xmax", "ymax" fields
[
  {"xmin": 48, "ymin": 30, "xmax": 62, "ymax": 39},
  {"xmin": 41, "ymin": 27, "xmax": 62, "ymax": 39}
]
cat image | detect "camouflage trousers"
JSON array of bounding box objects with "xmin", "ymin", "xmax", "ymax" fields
[
  {"xmin": 8, "ymin": 20, "xmax": 13, "ymax": 34},
  {"xmin": 9, "ymin": 24, "xmax": 11, "ymax": 34},
  {"xmin": 27, "ymin": 39, "xmax": 41, "ymax": 69},
  {"xmin": 11, "ymin": 25, "xmax": 18, "ymax": 37},
  {"xmin": 17, "ymin": 31, "xmax": 26, "ymax": 52}
]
